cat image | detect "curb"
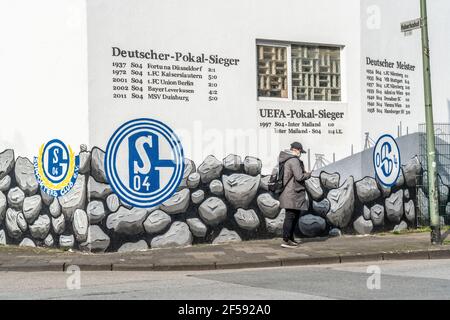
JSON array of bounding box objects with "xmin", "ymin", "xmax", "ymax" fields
[{"xmin": 1, "ymin": 248, "xmax": 449, "ymax": 272}]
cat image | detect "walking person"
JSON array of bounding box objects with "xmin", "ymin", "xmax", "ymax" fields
[{"xmin": 278, "ymin": 142, "xmax": 311, "ymax": 248}]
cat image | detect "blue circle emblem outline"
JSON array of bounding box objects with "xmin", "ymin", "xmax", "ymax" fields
[
  {"xmin": 373, "ymin": 134, "xmax": 401, "ymax": 188},
  {"xmin": 105, "ymin": 118, "xmax": 185, "ymax": 208},
  {"xmin": 41, "ymin": 139, "xmax": 70, "ymax": 184}
]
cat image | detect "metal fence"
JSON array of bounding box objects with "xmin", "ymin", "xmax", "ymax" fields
[{"xmin": 417, "ymin": 123, "xmax": 450, "ymax": 226}]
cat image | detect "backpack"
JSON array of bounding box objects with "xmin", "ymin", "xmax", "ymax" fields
[{"xmin": 268, "ymin": 157, "xmax": 296, "ymax": 194}]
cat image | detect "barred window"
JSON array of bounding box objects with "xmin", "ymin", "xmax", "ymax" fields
[
  {"xmin": 257, "ymin": 41, "xmax": 342, "ymax": 101},
  {"xmin": 257, "ymin": 45, "xmax": 288, "ymax": 98}
]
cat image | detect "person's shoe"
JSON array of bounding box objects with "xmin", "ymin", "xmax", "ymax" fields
[
  {"xmin": 289, "ymin": 239, "xmax": 301, "ymax": 246},
  {"xmin": 281, "ymin": 240, "xmax": 297, "ymax": 249}
]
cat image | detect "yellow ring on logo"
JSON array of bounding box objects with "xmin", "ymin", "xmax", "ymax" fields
[{"xmin": 37, "ymin": 144, "xmax": 76, "ymax": 190}]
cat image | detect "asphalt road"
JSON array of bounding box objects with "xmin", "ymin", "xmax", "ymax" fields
[{"xmin": 1, "ymin": 259, "xmax": 450, "ymax": 300}]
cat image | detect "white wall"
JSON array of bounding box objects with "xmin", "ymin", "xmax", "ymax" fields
[
  {"xmin": 87, "ymin": 0, "xmax": 361, "ymax": 172},
  {"xmin": 0, "ymin": 0, "xmax": 447, "ymax": 169},
  {"xmin": 428, "ymin": 0, "xmax": 450, "ymax": 122},
  {"xmin": 0, "ymin": 0, "xmax": 88, "ymax": 158}
]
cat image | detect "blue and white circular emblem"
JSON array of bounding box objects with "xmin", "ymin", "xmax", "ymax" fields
[
  {"xmin": 373, "ymin": 134, "xmax": 401, "ymax": 187},
  {"xmin": 105, "ymin": 118, "xmax": 184, "ymax": 208}
]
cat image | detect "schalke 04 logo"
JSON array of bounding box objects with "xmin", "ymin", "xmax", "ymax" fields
[
  {"xmin": 373, "ymin": 134, "xmax": 401, "ymax": 187},
  {"xmin": 105, "ymin": 118, "xmax": 185, "ymax": 208},
  {"xmin": 34, "ymin": 139, "xmax": 80, "ymax": 197}
]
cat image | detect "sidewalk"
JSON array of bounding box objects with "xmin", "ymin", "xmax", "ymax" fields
[{"xmin": 0, "ymin": 232, "xmax": 449, "ymax": 272}]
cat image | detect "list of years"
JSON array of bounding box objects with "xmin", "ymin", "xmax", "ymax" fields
[
  {"xmin": 111, "ymin": 61, "xmax": 220, "ymax": 103},
  {"xmin": 365, "ymin": 67, "xmax": 412, "ymax": 116}
]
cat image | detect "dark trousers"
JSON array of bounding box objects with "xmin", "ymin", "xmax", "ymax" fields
[{"xmin": 282, "ymin": 209, "xmax": 306, "ymax": 241}]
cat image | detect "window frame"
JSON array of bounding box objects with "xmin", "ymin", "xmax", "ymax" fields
[{"xmin": 256, "ymin": 40, "xmax": 344, "ymax": 103}]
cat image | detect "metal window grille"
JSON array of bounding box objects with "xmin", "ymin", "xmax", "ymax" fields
[
  {"xmin": 257, "ymin": 45, "xmax": 288, "ymax": 98},
  {"xmin": 291, "ymin": 45, "xmax": 341, "ymax": 101},
  {"xmin": 417, "ymin": 123, "xmax": 450, "ymax": 226}
]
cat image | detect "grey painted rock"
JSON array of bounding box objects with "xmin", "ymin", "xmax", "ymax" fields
[
  {"xmin": 404, "ymin": 189, "xmax": 410, "ymax": 199},
  {"xmin": 198, "ymin": 155, "xmax": 223, "ymax": 184},
  {"xmin": 52, "ymin": 214, "xmax": 66, "ymax": 235},
  {"xmin": 5, "ymin": 208, "xmax": 22, "ymax": 239},
  {"xmin": 180, "ymin": 158, "xmax": 196, "ymax": 188},
  {"xmin": 223, "ymin": 174, "xmax": 261, "ymax": 209},
  {"xmin": 404, "ymin": 200, "xmax": 416, "ymax": 223},
  {"xmin": 29, "ymin": 215, "xmax": 51, "ymax": 240},
  {"xmin": 257, "ymin": 193, "xmax": 280, "ymax": 219},
  {"xmin": 106, "ymin": 207, "xmax": 148, "ymax": 235},
  {"xmin": 79, "ymin": 150, "xmax": 91, "ymax": 174},
  {"xmin": 363, "ymin": 205, "xmax": 371, "ymax": 220},
  {"xmin": 22, "ymin": 195, "xmax": 42, "ymax": 224},
  {"xmin": 143, "ymin": 210, "xmax": 171, "ymax": 234},
  {"xmin": 86, "ymin": 201, "xmax": 105, "ymax": 224},
  {"xmin": 223, "ymin": 154, "xmax": 242, "ymax": 172},
  {"xmin": 265, "ymin": 209, "xmax": 286, "ymax": 236},
  {"xmin": 305, "ymin": 177, "xmax": 323, "ymax": 201},
  {"xmin": 439, "ymin": 183, "xmax": 449, "ymax": 205},
  {"xmin": 329, "ymin": 228, "xmax": 342, "ymax": 237},
  {"xmin": 88, "ymin": 176, "xmax": 112, "ymax": 200},
  {"xmin": 353, "ymin": 216, "xmax": 374, "ymax": 235},
  {"xmin": 209, "ymin": 179, "xmax": 224, "ymax": 196},
  {"xmin": 59, "ymin": 174, "xmax": 86, "ymax": 221},
  {"xmin": 14, "ymin": 157, "xmax": 38, "ymax": 195},
  {"xmin": 244, "ymin": 156, "xmax": 262, "ymax": 176},
  {"xmin": 417, "ymin": 188, "xmax": 429, "ymax": 222},
  {"xmin": 0, "ymin": 191, "xmax": 6, "ymax": 223},
  {"xmin": 118, "ymin": 240, "xmax": 149, "ymax": 253},
  {"xmin": 59, "ymin": 235, "xmax": 75, "ymax": 249},
  {"xmin": 186, "ymin": 218, "xmax": 207, "ymax": 238},
  {"xmin": 355, "ymin": 177, "xmax": 381, "ymax": 204},
  {"xmin": 106, "ymin": 194, "xmax": 120, "ymax": 213},
  {"xmin": 394, "ymin": 220, "xmax": 408, "ymax": 233},
  {"xmin": 0, "ymin": 229, "xmax": 6, "ymax": 245},
  {"xmin": 40, "ymin": 190, "xmax": 54, "ymax": 206},
  {"xmin": 191, "ymin": 190, "xmax": 205, "ymax": 205},
  {"xmin": 0, "ymin": 149, "xmax": 14, "ymax": 180},
  {"xmin": 0, "ymin": 175, "xmax": 11, "ymax": 192},
  {"xmin": 198, "ymin": 197, "xmax": 227, "ymax": 226},
  {"xmin": 90, "ymin": 147, "xmax": 107, "ymax": 183},
  {"xmin": 160, "ymin": 189, "xmax": 190, "ymax": 214},
  {"xmin": 16, "ymin": 212, "xmax": 28, "ymax": 232},
  {"xmin": 403, "ymin": 157, "xmax": 421, "ymax": 187},
  {"xmin": 326, "ymin": 177, "xmax": 355, "ymax": 228},
  {"xmin": 385, "ymin": 190, "xmax": 404, "ymax": 223},
  {"xmin": 312, "ymin": 198, "xmax": 331, "ymax": 217},
  {"xmin": 320, "ymin": 172, "xmax": 340, "ymax": 190},
  {"xmin": 234, "ymin": 208, "xmax": 260, "ymax": 231},
  {"xmin": 259, "ymin": 175, "xmax": 270, "ymax": 191},
  {"xmin": 80, "ymin": 225, "xmax": 110, "ymax": 252},
  {"xmin": 377, "ymin": 178, "xmax": 391, "ymax": 198},
  {"xmin": 7, "ymin": 187, "xmax": 25, "ymax": 209},
  {"xmin": 44, "ymin": 234, "xmax": 54, "ymax": 247},
  {"xmin": 49, "ymin": 198, "xmax": 61, "ymax": 218},
  {"xmin": 213, "ymin": 228, "xmax": 242, "ymax": 245},
  {"xmin": 187, "ymin": 172, "xmax": 201, "ymax": 189},
  {"xmin": 120, "ymin": 199, "xmax": 133, "ymax": 210},
  {"xmin": 151, "ymin": 221, "xmax": 193, "ymax": 249},
  {"xmin": 298, "ymin": 214, "xmax": 326, "ymax": 237},
  {"xmin": 145, "ymin": 205, "xmax": 160, "ymax": 215},
  {"xmin": 395, "ymin": 170, "xmax": 405, "ymax": 188},
  {"xmin": 370, "ymin": 204, "xmax": 385, "ymax": 227},
  {"xmin": 20, "ymin": 238, "xmax": 36, "ymax": 247},
  {"xmin": 422, "ymin": 171, "xmax": 429, "ymax": 195}
]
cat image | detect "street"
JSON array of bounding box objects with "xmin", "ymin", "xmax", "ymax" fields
[{"xmin": 1, "ymin": 259, "xmax": 450, "ymax": 300}]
